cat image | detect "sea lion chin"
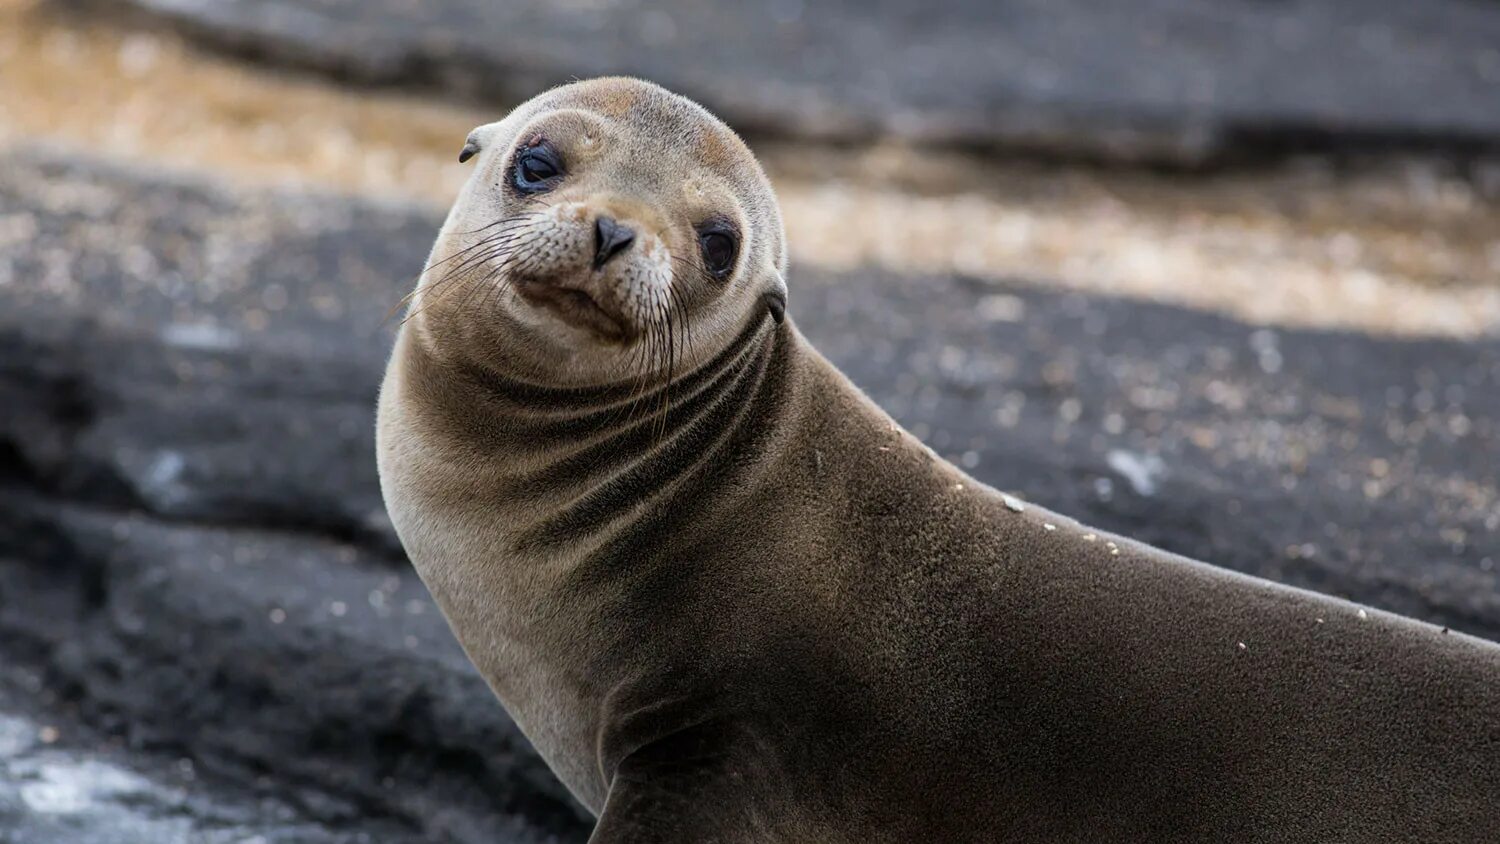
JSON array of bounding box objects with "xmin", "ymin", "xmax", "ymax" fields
[
  {"xmin": 377, "ymin": 77, "xmax": 1500, "ymax": 842},
  {"xmin": 512, "ymin": 273, "xmax": 632, "ymax": 343}
]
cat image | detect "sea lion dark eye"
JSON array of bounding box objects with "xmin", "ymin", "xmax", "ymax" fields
[
  {"xmin": 513, "ymin": 142, "xmax": 563, "ymax": 193},
  {"xmin": 698, "ymin": 228, "xmax": 738, "ymax": 278}
]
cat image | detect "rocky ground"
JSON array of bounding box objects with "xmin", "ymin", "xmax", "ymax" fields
[{"xmin": 1, "ymin": 0, "xmax": 1498, "ymax": 841}]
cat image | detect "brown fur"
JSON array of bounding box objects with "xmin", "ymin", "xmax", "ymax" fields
[{"xmin": 378, "ymin": 79, "xmax": 1500, "ymax": 842}]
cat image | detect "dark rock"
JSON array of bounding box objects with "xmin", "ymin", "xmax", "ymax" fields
[
  {"xmin": 0, "ymin": 680, "xmax": 381, "ymax": 844},
  {"xmin": 1, "ymin": 148, "xmax": 1496, "ymax": 838},
  {"xmin": 0, "ymin": 493, "xmax": 594, "ymax": 843},
  {"xmin": 65, "ymin": 0, "xmax": 1500, "ymax": 163}
]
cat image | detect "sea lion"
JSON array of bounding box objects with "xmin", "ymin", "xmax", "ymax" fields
[{"xmin": 377, "ymin": 77, "xmax": 1500, "ymax": 842}]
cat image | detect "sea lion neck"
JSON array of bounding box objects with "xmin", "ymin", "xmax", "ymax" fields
[{"xmin": 402, "ymin": 313, "xmax": 798, "ymax": 556}]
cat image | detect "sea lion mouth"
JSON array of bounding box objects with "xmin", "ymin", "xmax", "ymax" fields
[{"xmin": 513, "ymin": 276, "xmax": 631, "ymax": 342}]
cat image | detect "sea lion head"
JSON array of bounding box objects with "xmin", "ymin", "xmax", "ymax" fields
[{"xmin": 410, "ymin": 77, "xmax": 788, "ymax": 386}]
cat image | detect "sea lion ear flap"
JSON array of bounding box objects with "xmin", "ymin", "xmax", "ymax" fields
[
  {"xmin": 460, "ymin": 119, "xmax": 511, "ymax": 163},
  {"xmin": 458, "ymin": 133, "xmax": 482, "ymax": 164},
  {"xmin": 764, "ymin": 270, "xmax": 788, "ymax": 325}
]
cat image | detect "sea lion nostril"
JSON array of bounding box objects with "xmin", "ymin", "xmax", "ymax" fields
[{"xmin": 593, "ymin": 215, "xmax": 636, "ymax": 269}]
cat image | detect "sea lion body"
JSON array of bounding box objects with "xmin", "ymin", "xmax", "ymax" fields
[{"xmin": 378, "ymin": 79, "xmax": 1500, "ymax": 842}]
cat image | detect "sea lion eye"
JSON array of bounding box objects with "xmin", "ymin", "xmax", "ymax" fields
[
  {"xmin": 513, "ymin": 142, "xmax": 563, "ymax": 193},
  {"xmin": 698, "ymin": 226, "xmax": 739, "ymax": 278}
]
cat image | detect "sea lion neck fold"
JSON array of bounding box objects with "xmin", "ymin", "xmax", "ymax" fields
[
  {"xmin": 448, "ymin": 310, "xmax": 778, "ymax": 427},
  {"xmin": 409, "ymin": 313, "xmax": 790, "ymax": 558}
]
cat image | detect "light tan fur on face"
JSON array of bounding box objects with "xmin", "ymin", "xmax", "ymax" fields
[{"xmin": 408, "ymin": 77, "xmax": 786, "ymax": 388}]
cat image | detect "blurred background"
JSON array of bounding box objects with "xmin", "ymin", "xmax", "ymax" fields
[{"xmin": 0, "ymin": 0, "xmax": 1497, "ymax": 840}]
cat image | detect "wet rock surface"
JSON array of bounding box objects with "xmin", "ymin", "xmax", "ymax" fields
[
  {"xmin": 69, "ymin": 0, "xmax": 1500, "ymax": 163},
  {"xmin": 1, "ymin": 148, "xmax": 1497, "ymax": 839},
  {"xmin": 0, "ymin": 679, "xmax": 385, "ymax": 844}
]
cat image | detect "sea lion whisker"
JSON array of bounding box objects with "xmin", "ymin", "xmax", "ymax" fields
[
  {"xmin": 390, "ymin": 215, "xmax": 541, "ymax": 299},
  {"xmin": 397, "ymin": 243, "xmax": 519, "ymax": 326},
  {"xmin": 648, "ymin": 298, "xmax": 675, "ymax": 444},
  {"xmin": 668, "ymin": 282, "xmax": 693, "ymax": 372},
  {"xmin": 635, "ymin": 306, "xmax": 676, "ymax": 432},
  {"xmin": 447, "ymin": 214, "xmax": 538, "ymax": 238},
  {"xmin": 385, "ymin": 219, "xmax": 542, "ymax": 323},
  {"xmin": 457, "ymin": 248, "xmax": 537, "ymax": 319},
  {"xmin": 620, "ymin": 321, "xmax": 664, "ymax": 431},
  {"xmin": 399, "ymin": 233, "xmax": 537, "ymax": 327}
]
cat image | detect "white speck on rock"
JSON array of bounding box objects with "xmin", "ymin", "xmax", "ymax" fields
[
  {"xmin": 161, "ymin": 322, "xmax": 241, "ymax": 351},
  {"xmin": 1106, "ymin": 449, "xmax": 1165, "ymax": 497},
  {"xmin": 145, "ymin": 450, "xmax": 185, "ymax": 488},
  {"xmin": 137, "ymin": 450, "xmax": 196, "ymax": 512},
  {"xmin": 1001, "ymin": 493, "xmax": 1026, "ymax": 513}
]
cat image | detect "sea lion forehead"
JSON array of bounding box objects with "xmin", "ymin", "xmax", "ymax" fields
[
  {"xmin": 540, "ymin": 78, "xmax": 760, "ymax": 182},
  {"xmin": 557, "ymin": 76, "xmax": 649, "ymax": 119}
]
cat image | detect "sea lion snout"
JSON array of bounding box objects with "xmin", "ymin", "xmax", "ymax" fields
[{"xmin": 507, "ymin": 200, "xmax": 673, "ymax": 344}]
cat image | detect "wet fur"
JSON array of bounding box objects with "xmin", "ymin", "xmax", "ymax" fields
[{"xmin": 378, "ymin": 79, "xmax": 1500, "ymax": 842}]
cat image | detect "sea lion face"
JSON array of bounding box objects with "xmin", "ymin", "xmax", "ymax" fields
[{"xmin": 413, "ymin": 77, "xmax": 787, "ymax": 386}]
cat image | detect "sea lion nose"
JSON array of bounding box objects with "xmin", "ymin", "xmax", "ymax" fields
[{"xmin": 592, "ymin": 215, "xmax": 636, "ymax": 269}]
